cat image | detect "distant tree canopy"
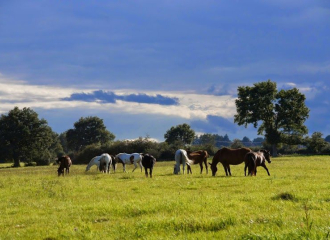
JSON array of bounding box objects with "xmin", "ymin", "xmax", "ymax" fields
[
  {"xmin": 305, "ymin": 132, "xmax": 328, "ymax": 154},
  {"xmin": 193, "ymin": 133, "xmax": 232, "ymax": 147},
  {"xmin": 66, "ymin": 116, "xmax": 115, "ymax": 151},
  {"xmin": 164, "ymin": 123, "xmax": 195, "ymax": 145},
  {"xmin": 0, "ymin": 107, "xmax": 61, "ymax": 166},
  {"xmin": 234, "ymin": 80, "xmax": 310, "ymax": 156}
]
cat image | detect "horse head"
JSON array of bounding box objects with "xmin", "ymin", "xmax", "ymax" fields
[
  {"xmin": 173, "ymin": 164, "xmax": 180, "ymax": 174},
  {"xmin": 261, "ymin": 150, "xmax": 271, "ymax": 163},
  {"xmin": 209, "ymin": 162, "xmax": 218, "ymax": 176},
  {"xmin": 58, "ymin": 167, "xmax": 64, "ymax": 176}
]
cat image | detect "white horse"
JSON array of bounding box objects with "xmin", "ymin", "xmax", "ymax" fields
[
  {"xmin": 85, "ymin": 153, "xmax": 114, "ymax": 173},
  {"xmin": 115, "ymin": 153, "xmax": 143, "ymax": 172},
  {"xmin": 173, "ymin": 149, "xmax": 194, "ymax": 174}
]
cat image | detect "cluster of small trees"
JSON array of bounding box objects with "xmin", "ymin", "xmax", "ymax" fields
[{"xmin": 0, "ymin": 80, "xmax": 328, "ymax": 167}]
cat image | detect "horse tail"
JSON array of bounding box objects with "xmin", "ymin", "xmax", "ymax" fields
[
  {"xmin": 182, "ymin": 150, "xmax": 193, "ymax": 166},
  {"xmin": 247, "ymin": 153, "xmax": 256, "ymax": 176}
]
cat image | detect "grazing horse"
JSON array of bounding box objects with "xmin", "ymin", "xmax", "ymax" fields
[
  {"xmin": 186, "ymin": 150, "xmax": 209, "ymax": 174},
  {"xmin": 57, "ymin": 155, "xmax": 72, "ymax": 176},
  {"xmin": 173, "ymin": 149, "xmax": 195, "ymax": 174},
  {"xmin": 115, "ymin": 153, "xmax": 143, "ymax": 172},
  {"xmin": 244, "ymin": 150, "xmax": 271, "ymax": 176},
  {"xmin": 98, "ymin": 153, "xmax": 113, "ymax": 173},
  {"xmin": 141, "ymin": 154, "xmax": 156, "ymax": 178},
  {"xmin": 86, "ymin": 153, "xmax": 115, "ymax": 173},
  {"xmin": 209, "ymin": 147, "xmax": 251, "ymax": 176}
]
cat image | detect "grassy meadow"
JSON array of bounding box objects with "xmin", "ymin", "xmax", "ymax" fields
[{"xmin": 1, "ymin": 155, "xmax": 330, "ymax": 239}]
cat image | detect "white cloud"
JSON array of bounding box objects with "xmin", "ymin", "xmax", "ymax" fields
[{"xmin": 0, "ymin": 75, "xmax": 237, "ymax": 121}]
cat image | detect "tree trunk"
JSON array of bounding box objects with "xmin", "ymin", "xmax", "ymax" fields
[
  {"xmin": 272, "ymin": 144, "xmax": 278, "ymax": 157},
  {"xmin": 13, "ymin": 158, "xmax": 21, "ymax": 167}
]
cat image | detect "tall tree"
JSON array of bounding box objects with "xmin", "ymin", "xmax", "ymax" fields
[
  {"xmin": 164, "ymin": 123, "xmax": 195, "ymax": 145},
  {"xmin": 0, "ymin": 107, "xmax": 55, "ymax": 167},
  {"xmin": 234, "ymin": 80, "xmax": 309, "ymax": 156},
  {"xmin": 66, "ymin": 116, "xmax": 115, "ymax": 151}
]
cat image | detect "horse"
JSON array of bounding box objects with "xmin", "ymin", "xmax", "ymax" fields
[
  {"xmin": 57, "ymin": 155, "xmax": 72, "ymax": 176},
  {"xmin": 85, "ymin": 153, "xmax": 116, "ymax": 173},
  {"xmin": 141, "ymin": 154, "xmax": 156, "ymax": 178},
  {"xmin": 115, "ymin": 153, "xmax": 143, "ymax": 172},
  {"xmin": 185, "ymin": 150, "xmax": 209, "ymax": 174},
  {"xmin": 173, "ymin": 149, "xmax": 195, "ymax": 174},
  {"xmin": 209, "ymin": 147, "xmax": 252, "ymax": 176},
  {"xmin": 244, "ymin": 149, "xmax": 271, "ymax": 176}
]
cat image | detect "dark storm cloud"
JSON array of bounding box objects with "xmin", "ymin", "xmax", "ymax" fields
[{"xmin": 62, "ymin": 90, "xmax": 179, "ymax": 106}]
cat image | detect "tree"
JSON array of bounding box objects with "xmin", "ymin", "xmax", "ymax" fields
[
  {"xmin": 305, "ymin": 132, "xmax": 328, "ymax": 153},
  {"xmin": 164, "ymin": 123, "xmax": 195, "ymax": 145},
  {"xmin": 66, "ymin": 116, "xmax": 115, "ymax": 151},
  {"xmin": 234, "ymin": 80, "xmax": 309, "ymax": 156},
  {"xmin": 0, "ymin": 107, "xmax": 55, "ymax": 167}
]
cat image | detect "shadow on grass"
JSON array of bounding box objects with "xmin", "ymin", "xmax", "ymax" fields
[{"xmin": 272, "ymin": 192, "xmax": 298, "ymax": 201}]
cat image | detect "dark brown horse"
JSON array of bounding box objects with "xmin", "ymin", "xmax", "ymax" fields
[
  {"xmin": 244, "ymin": 150, "xmax": 271, "ymax": 176},
  {"xmin": 141, "ymin": 154, "xmax": 156, "ymax": 178},
  {"xmin": 209, "ymin": 147, "xmax": 251, "ymax": 176},
  {"xmin": 57, "ymin": 155, "xmax": 72, "ymax": 176},
  {"xmin": 186, "ymin": 150, "xmax": 209, "ymax": 174}
]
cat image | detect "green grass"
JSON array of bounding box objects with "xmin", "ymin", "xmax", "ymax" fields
[{"xmin": 1, "ymin": 155, "xmax": 330, "ymax": 239}]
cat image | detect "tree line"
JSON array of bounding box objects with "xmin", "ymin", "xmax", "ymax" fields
[{"xmin": 1, "ymin": 80, "xmax": 329, "ymax": 167}]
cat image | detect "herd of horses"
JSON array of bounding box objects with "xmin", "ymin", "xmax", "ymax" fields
[{"xmin": 56, "ymin": 147, "xmax": 271, "ymax": 178}]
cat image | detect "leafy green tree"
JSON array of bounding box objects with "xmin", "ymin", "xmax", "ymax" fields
[
  {"xmin": 305, "ymin": 132, "xmax": 328, "ymax": 153},
  {"xmin": 234, "ymin": 80, "xmax": 309, "ymax": 156},
  {"xmin": 66, "ymin": 116, "xmax": 115, "ymax": 151},
  {"xmin": 0, "ymin": 107, "xmax": 55, "ymax": 167},
  {"xmin": 164, "ymin": 123, "xmax": 195, "ymax": 145}
]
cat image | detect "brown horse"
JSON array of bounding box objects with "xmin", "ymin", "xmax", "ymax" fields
[
  {"xmin": 57, "ymin": 155, "xmax": 72, "ymax": 176},
  {"xmin": 141, "ymin": 154, "xmax": 156, "ymax": 178},
  {"xmin": 209, "ymin": 147, "xmax": 251, "ymax": 176},
  {"xmin": 244, "ymin": 150, "xmax": 271, "ymax": 176},
  {"xmin": 186, "ymin": 150, "xmax": 209, "ymax": 174}
]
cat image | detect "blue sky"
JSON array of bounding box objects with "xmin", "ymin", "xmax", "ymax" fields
[{"xmin": 0, "ymin": 1, "xmax": 329, "ymax": 141}]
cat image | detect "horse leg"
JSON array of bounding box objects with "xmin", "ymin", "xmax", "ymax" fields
[
  {"xmin": 122, "ymin": 163, "xmax": 126, "ymax": 173},
  {"xmin": 150, "ymin": 167, "xmax": 153, "ymax": 178},
  {"xmin": 183, "ymin": 163, "xmax": 185, "ymax": 174},
  {"xmin": 199, "ymin": 162, "xmax": 203, "ymax": 174},
  {"xmin": 144, "ymin": 168, "xmax": 148, "ymax": 177},
  {"xmin": 132, "ymin": 162, "xmax": 137, "ymax": 172},
  {"xmin": 204, "ymin": 159, "xmax": 208, "ymax": 174},
  {"xmin": 221, "ymin": 163, "xmax": 228, "ymax": 176},
  {"xmin": 227, "ymin": 165, "xmax": 232, "ymax": 176},
  {"xmin": 140, "ymin": 161, "xmax": 143, "ymax": 172},
  {"xmin": 262, "ymin": 164, "xmax": 270, "ymax": 176}
]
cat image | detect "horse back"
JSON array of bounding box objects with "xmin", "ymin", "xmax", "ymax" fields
[
  {"xmin": 187, "ymin": 150, "xmax": 208, "ymax": 163},
  {"xmin": 213, "ymin": 147, "xmax": 251, "ymax": 165}
]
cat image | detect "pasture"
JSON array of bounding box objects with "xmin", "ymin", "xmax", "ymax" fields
[{"xmin": 1, "ymin": 155, "xmax": 330, "ymax": 239}]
